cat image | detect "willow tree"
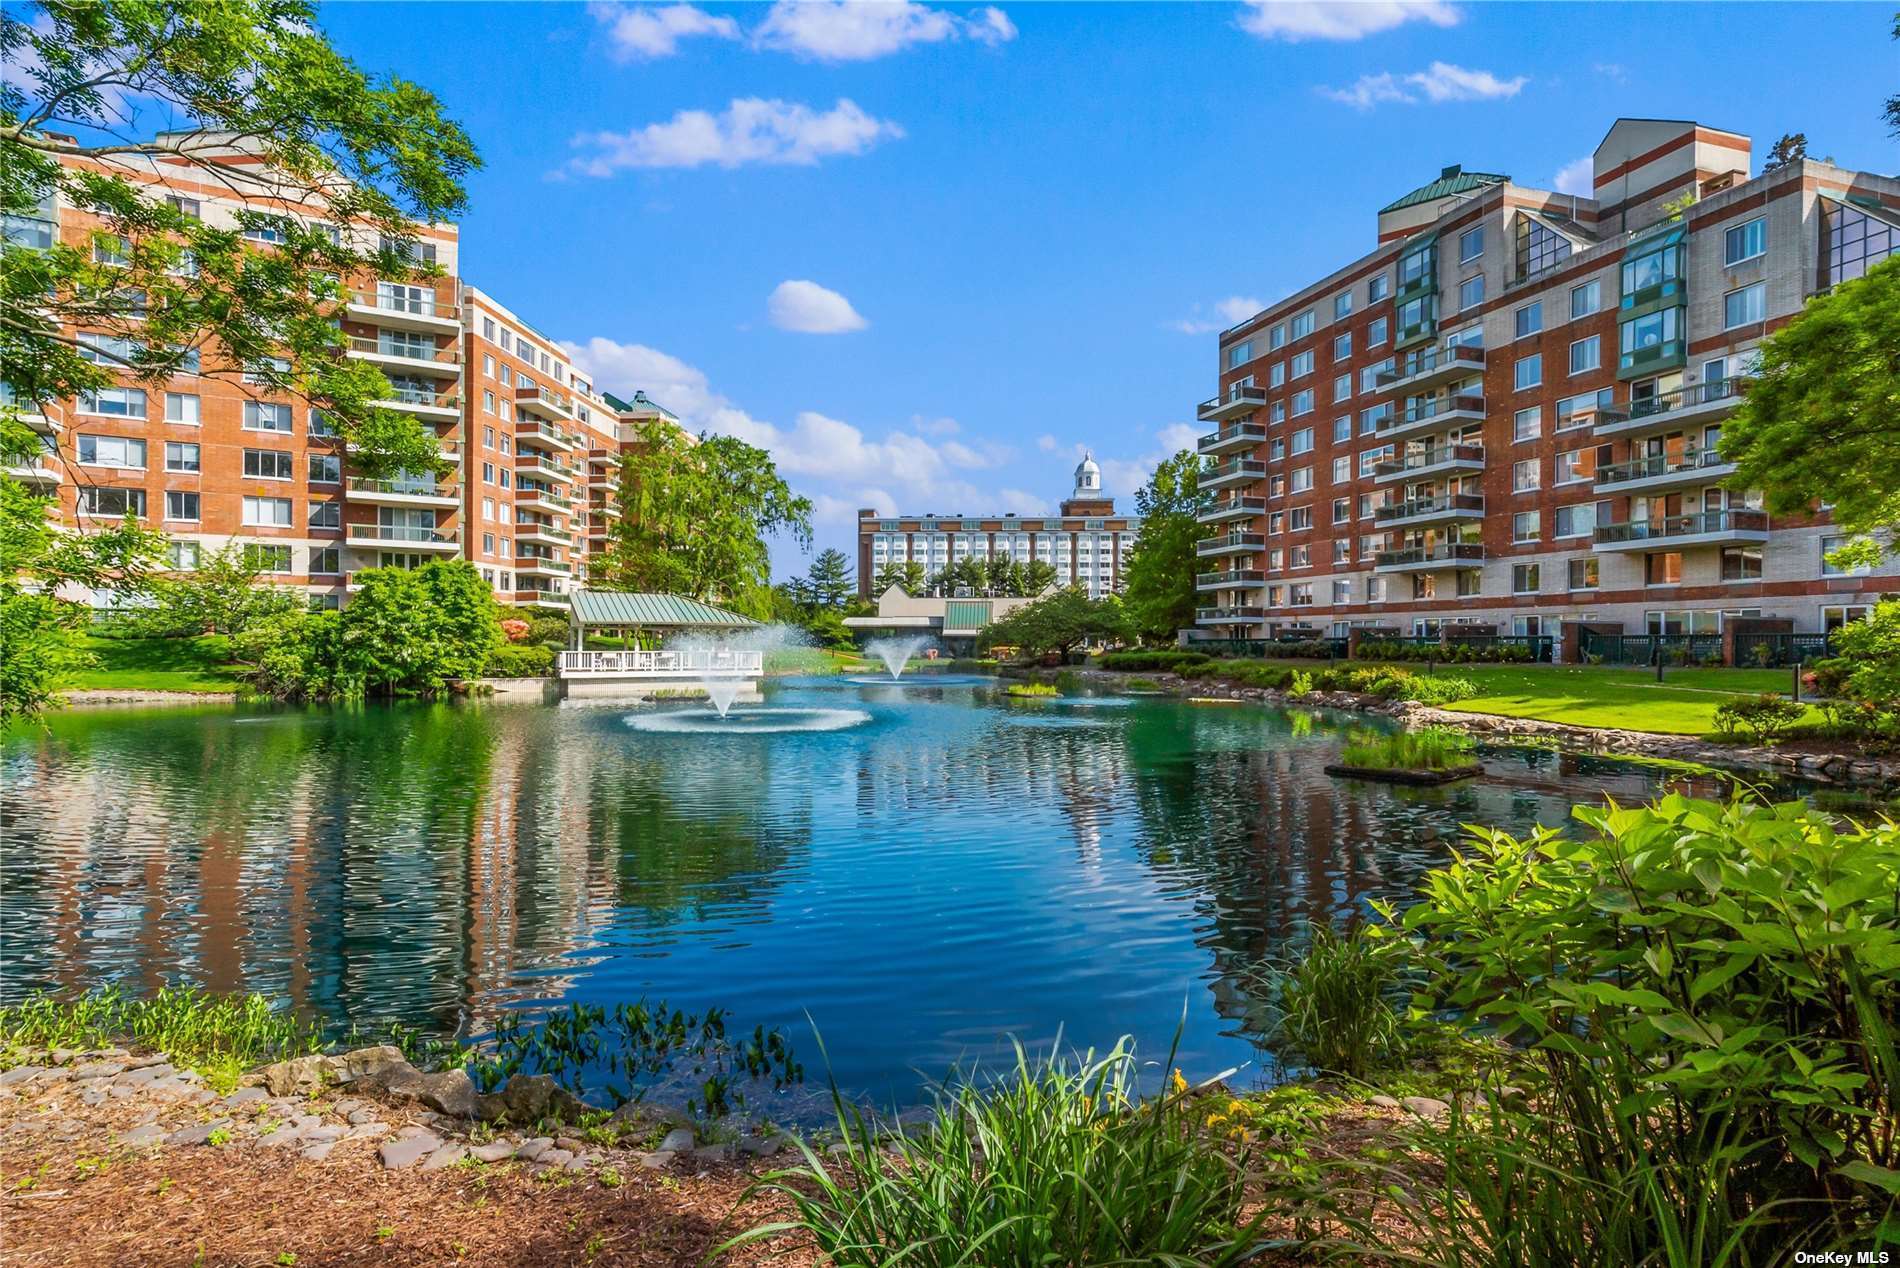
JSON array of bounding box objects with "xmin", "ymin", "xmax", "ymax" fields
[
  {"xmin": 601, "ymin": 419, "xmax": 813, "ymax": 618},
  {"xmin": 0, "ymin": 0, "xmax": 479, "ymax": 722}
]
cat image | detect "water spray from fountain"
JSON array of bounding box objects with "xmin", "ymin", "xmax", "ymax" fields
[
  {"xmin": 864, "ymin": 635, "xmax": 931, "ymax": 680},
  {"xmin": 669, "ymin": 622, "xmax": 817, "ymax": 719}
]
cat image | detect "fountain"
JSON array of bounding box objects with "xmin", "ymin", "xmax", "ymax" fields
[
  {"xmin": 626, "ymin": 706, "xmax": 870, "ymax": 735},
  {"xmin": 700, "ymin": 676, "xmax": 745, "ymax": 719},
  {"xmin": 863, "ymin": 635, "xmax": 932, "ymax": 680}
]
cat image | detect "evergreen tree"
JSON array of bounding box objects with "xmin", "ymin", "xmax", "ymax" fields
[{"xmin": 804, "ymin": 548, "xmax": 855, "ymax": 610}]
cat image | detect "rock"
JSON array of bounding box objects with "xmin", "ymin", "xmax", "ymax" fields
[
  {"xmin": 470, "ymin": 1140, "xmax": 516, "ymax": 1163},
  {"xmin": 691, "ymin": 1143, "xmax": 733, "ymax": 1164},
  {"xmin": 346, "ymin": 1122, "xmax": 389, "ymax": 1140},
  {"xmin": 114, "ymin": 1063, "xmax": 176, "ymax": 1089},
  {"xmin": 566, "ymin": 1152, "xmax": 598, "ymax": 1173},
  {"xmin": 332, "ymin": 1098, "xmax": 366, "ymax": 1120},
  {"xmin": 1400, "ymin": 1096, "xmax": 1450, "ymax": 1120},
  {"xmin": 120, "ymin": 1123, "xmax": 168, "ymax": 1148},
  {"xmin": 420, "ymin": 1143, "xmax": 469, "ymax": 1172},
  {"xmin": 536, "ymin": 1148, "xmax": 575, "ymax": 1169},
  {"xmin": 69, "ymin": 1061, "xmax": 125, "ymax": 1082},
  {"xmin": 475, "ymin": 1074, "xmax": 586, "ymax": 1126},
  {"xmin": 378, "ymin": 1133, "xmax": 441, "ymax": 1170},
  {"xmin": 223, "ymin": 1087, "xmax": 268, "ymax": 1109},
  {"xmin": 80, "ymin": 1087, "xmax": 106, "ymax": 1106},
  {"xmin": 259, "ymin": 1124, "xmax": 308, "ymax": 1148},
  {"xmin": 327, "ymin": 1046, "xmax": 410, "ymax": 1086},
  {"xmin": 302, "ymin": 1124, "xmax": 346, "ymax": 1144},
  {"xmin": 514, "ymin": 1137, "xmax": 553, "ymax": 1162},
  {"xmin": 255, "ymin": 1055, "xmax": 328, "ymax": 1097},
  {"xmin": 49, "ymin": 1049, "xmax": 75, "ymax": 1066},
  {"xmin": 379, "ymin": 1065, "xmax": 479, "ymax": 1119},
  {"xmin": 554, "ymin": 1136, "xmax": 585, "ymax": 1154},
  {"xmin": 126, "ymin": 1053, "xmax": 170, "ymax": 1070},
  {"xmin": 638, "ymin": 1151, "xmax": 675, "ymax": 1170},
  {"xmin": 167, "ymin": 1118, "xmax": 232, "ymax": 1147},
  {"xmin": 1367, "ymin": 1095, "xmax": 1399, "ymax": 1110},
  {"xmin": 658, "ymin": 1127, "xmax": 696, "ymax": 1154},
  {"xmin": 0, "ymin": 1067, "xmax": 51, "ymax": 1088},
  {"xmin": 347, "ymin": 1107, "xmax": 380, "ymax": 1125},
  {"xmin": 300, "ymin": 1141, "xmax": 337, "ymax": 1163},
  {"xmin": 736, "ymin": 1135, "xmax": 783, "ymax": 1158}
]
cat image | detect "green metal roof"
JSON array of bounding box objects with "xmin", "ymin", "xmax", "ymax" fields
[
  {"xmin": 569, "ymin": 590, "xmax": 759, "ymax": 629},
  {"xmin": 603, "ymin": 390, "xmax": 679, "ymax": 420},
  {"xmin": 943, "ymin": 599, "xmax": 993, "ymax": 632},
  {"xmin": 1380, "ymin": 165, "xmax": 1509, "ymax": 214}
]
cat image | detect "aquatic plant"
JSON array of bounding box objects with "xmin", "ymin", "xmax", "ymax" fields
[
  {"xmin": 1337, "ymin": 726, "xmax": 1475, "ymax": 772},
  {"xmin": 1257, "ymin": 924, "xmax": 1414, "ymax": 1080},
  {"xmin": 1003, "ymin": 681, "xmax": 1060, "ymax": 698}
]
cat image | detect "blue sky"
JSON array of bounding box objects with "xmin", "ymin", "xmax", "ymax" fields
[{"xmin": 317, "ymin": 0, "xmax": 1898, "ymax": 577}]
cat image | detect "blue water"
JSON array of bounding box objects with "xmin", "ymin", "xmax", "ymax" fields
[{"xmin": 0, "ymin": 676, "xmax": 1741, "ymax": 1115}]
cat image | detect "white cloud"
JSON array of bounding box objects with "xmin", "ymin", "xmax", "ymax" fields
[
  {"xmin": 767, "ymin": 279, "xmax": 869, "ymax": 333},
  {"xmin": 1238, "ymin": 0, "xmax": 1459, "ymax": 41},
  {"xmin": 1036, "ymin": 434, "xmax": 1057, "ymax": 452},
  {"xmin": 1155, "ymin": 422, "xmax": 1201, "ymax": 451},
  {"xmin": 1170, "ymin": 294, "xmax": 1267, "ymax": 335},
  {"xmin": 588, "ymin": 2, "xmax": 739, "ymax": 59},
  {"xmin": 754, "ymin": 0, "xmax": 1016, "ymax": 61},
  {"xmin": 911, "ymin": 415, "xmax": 960, "ymax": 436},
  {"xmin": 564, "ymin": 97, "xmax": 903, "ymax": 176},
  {"xmin": 1214, "ymin": 295, "xmax": 1266, "ymax": 324},
  {"xmin": 1321, "ymin": 61, "xmax": 1527, "ymax": 110},
  {"xmin": 1553, "ymin": 155, "xmax": 1594, "ymax": 196}
]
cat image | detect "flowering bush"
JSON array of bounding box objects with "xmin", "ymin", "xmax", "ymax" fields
[{"xmin": 500, "ymin": 618, "xmax": 531, "ymax": 643}]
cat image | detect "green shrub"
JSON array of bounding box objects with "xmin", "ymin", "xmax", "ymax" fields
[
  {"xmin": 720, "ymin": 1038, "xmax": 1268, "ymax": 1266},
  {"xmin": 1400, "ymin": 673, "xmax": 1479, "ymax": 705},
  {"xmin": 1711, "ymin": 691, "xmax": 1806, "ymax": 744},
  {"xmin": 525, "ymin": 615, "xmax": 570, "ymax": 647},
  {"xmin": 483, "ymin": 643, "xmax": 554, "ymax": 678},
  {"xmin": 1262, "ymin": 925, "xmax": 1413, "ymax": 1080},
  {"xmin": 1353, "ymin": 638, "xmax": 1535, "ymax": 664},
  {"xmin": 1375, "ymin": 796, "xmax": 1900, "ymax": 1259},
  {"xmin": 1338, "ymin": 726, "xmax": 1475, "ymax": 772},
  {"xmin": 1271, "ymin": 639, "xmax": 1340, "ymax": 659},
  {"xmin": 1004, "ymin": 681, "xmax": 1060, "ymax": 698},
  {"xmin": 1096, "ymin": 650, "xmax": 1211, "ymax": 673}
]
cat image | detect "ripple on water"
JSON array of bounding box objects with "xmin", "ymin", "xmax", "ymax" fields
[{"xmin": 624, "ymin": 706, "xmax": 871, "ymax": 735}]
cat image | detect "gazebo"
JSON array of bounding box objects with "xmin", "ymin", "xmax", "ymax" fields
[{"xmin": 559, "ymin": 590, "xmax": 763, "ymax": 689}]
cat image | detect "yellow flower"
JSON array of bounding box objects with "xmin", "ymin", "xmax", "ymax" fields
[
  {"xmin": 1204, "ymin": 1112, "xmax": 1226, "ymax": 1128},
  {"xmin": 1170, "ymin": 1068, "xmax": 1188, "ymax": 1095}
]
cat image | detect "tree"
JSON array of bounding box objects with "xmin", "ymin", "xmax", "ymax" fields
[
  {"xmin": 132, "ymin": 543, "xmax": 299, "ymax": 636},
  {"xmin": 601, "ymin": 419, "xmax": 812, "ymax": 619},
  {"xmin": 1720, "ymin": 256, "xmax": 1900, "ymax": 570},
  {"xmin": 1888, "ymin": 12, "xmax": 1900, "ymax": 139},
  {"xmin": 872, "ymin": 560, "xmax": 925, "ymax": 595},
  {"xmin": 803, "ymin": 548, "xmax": 854, "ymax": 610},
  {"xmin": 938, "ymin": 557, "xmax": 989, "ymax": 596},
  {"xmin": 1121, "ymin": 450, "xmax": 1213, "ymax": 643},
  {"xmin": 1019, "ymin": 560, "xmax": 1057, "ymax": 595},
  {"xmin": 1762, "ymin": 132, "xmax": 1809, "ymax": 172},
  {"xmin": 980, "ymin": 587, "xmax": 1129, "ymax": 659},
  {"xmin": 0, "ymin": 0, "xmax": 478, "ymax": 723}
]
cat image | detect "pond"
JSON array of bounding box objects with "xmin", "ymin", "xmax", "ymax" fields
[{"xmin": 1, "ymin": 675, "xmax": 1748, "ymax": 1116}]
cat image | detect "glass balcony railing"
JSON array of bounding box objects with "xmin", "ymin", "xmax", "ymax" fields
[
  {"xmin": 1595, "ymin": 449, "xmax": 1732, "ymax": 485},
  {"xmin": 1594, "ymin": 509, "xmax": 1767, "ymax": 544},
  {"xmin": 1625, "ymin": 378, "xmax": 1752, "ymax": 421},
  {"xmin": 347, "ymin": 477, "xmax": 450, "ymax": 498},
  {"xmin": 1375, "ymin": 542, "xmax": 1486, "ymax": 568},
  {"xmin": 1375, "ymin": 493, "xmax": 1485, "ymax": 522},
  {"xmin": 348, "ymin": 524, "xmax": 458, "ymax": 545},
  {"xmin": 1374, "ymin": 443, "xmax": 1484, "ymax": 478}
]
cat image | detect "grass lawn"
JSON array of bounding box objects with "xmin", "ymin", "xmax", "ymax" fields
[
  {"xmin": 63, "ymin": 635, "xmax": 243, "ymax": 694},
  {"xmin": 764, "ymin": 646, "xmax": 866, "ymax": 675}
]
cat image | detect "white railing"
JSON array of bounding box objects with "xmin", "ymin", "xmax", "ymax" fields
[{"xmin": 558, "ymin": 649, "xmax": 764, "ymax": 678}]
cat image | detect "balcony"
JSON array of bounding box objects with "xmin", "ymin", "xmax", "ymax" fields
[
  {"xmin": 516, "ymin": 419, "xmax": 575, "ymax": 453},
  {"xmin": 516, "ymin": 523, "xmax": 571, "ymax": 548},
  {"xmin": 1376, "ymin": 345, "xmax": 1486, "ymax": 395},
  {"xmin": 1593, "ymin": 379, "xmax": 1751, "ymax": 439},
  {"xmin": 345, "ymin": 290, "xmax": 462, "ymax": 336},
  {"xmin": 347, "ymin": 523, "xmax": 461, "ymax": 552},
  {"xmin": 345, "ymin": 335, "xmax": 462, "ymax": 378},
  {"xmin": 516, "ymin": 484, "xmax": 573, "ymax": 514},
  {"xmin": 1197, "ymin": 421, "xmax": 1268, "ymax": 456},
  {"xmin": 1375, "ymin": 492, "xmax": 1486, "ymax": 529},
  {"xmin": 1373, "ymin": 443, "xmax": 1485, "ymax": 485},
  {"xmin": 1, "ymin": 387, "xmax": 60, "ymax": 434},
  {"xmin": 374, "ymin": 386, "xmax": 461, "ymax": 422},
  {"xmin": 1593, "ymin": 448, "xmax": 1737, "ymax": 495},
  {"xmin": 1374, "ymin": 394, "xmax": 1486, "ymax": 443},
  {"xmin": 1374, "ymin": 542, "xmax": 1487, "ymax": 573},
  {"xmin": 1593, "ymin": 509, "xmax": 1769, "ymax": 553},
  {"xmin": 1196, "ymin": 385, "xmax": 1269, "ymax": 422},
  {"xmin": 516, "ymin": 555, "xmax": 572, "ymax": 576},
  {"xmin": 1196, "ymin": 496, "xmax": 1267, "ymax": 524},
  {"xmin": 1195, "ymin": 531, "xmax": 1265, "ymax": 558},
  {"xmin": 4, "ymin": 460, "xmax": 62, "ymax": 486},
  {"xmin": 1202, "ymin": 459, "xmax": 1267, "ymax": 490},
  {"xmin": 1196, "ymin": 606, "xmax": 1267, "ymax": 624},
  {"xmin": 516, "ymin": 386, "xmax": 575, "ymax": 424},
  {"xmin": 1195, "ymin": 569, "xmax": 1266, "ymax": 591},
  {"xmin": 518, "ymin": 454, "xmax": 576, "ymax": 485},
  {"xmin": 346, "ymin": 476, "xmax": 459, "ymax": 509}
]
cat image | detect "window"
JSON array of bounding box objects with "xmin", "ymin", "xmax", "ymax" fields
[
  {"xmin": 1515, "ymin": 215, "xmax": 1573, "ymax": 278},
  {"xmin": 1721, "ymin": 545, "xmax": 1764, "ymax": 580},
  {"xmin": 77, "ymin": 487, "xmax": 145, "ymax": 517},
  {"xmin": 78, "ymin": 332, "xmax": 144, "ymax": 365},
  {"xmin": 1332, "ymin": 496, "xmax": 1351, "ymax": 523},
  {"xmin": 1268, "ymin": 511, "xmax": 1285, "ymax": 535},
  {"xmin": 1290, "ymin": 582, "xmax": 1313, "ymax": 607},
  {"xmin": 1513, "ymin": 407, "xmax": 1541, "ymax": 442},
  {"xmin": 1333, "ymin": 332, "xmax": 1352, "ymax": 361},
  {"xmin": 1269, "ymin": 438, "xmax": 1286, "ymax": 462},
  {"xmin": 1291, "ymin": 389, "xmax": 1314, "ymax": 416},
  {"xmin": 242, "ymin": 496, "xmax": 294, "ymax": 527},
  {"xmin": 164, "ymin": 392, "xmax": 200, "ymax": 425},
  {"xmin": 169, "ymin": 540, "xmax": 200, "ymax": 570},
  {"xmin": 1269, "ymin": 323, "xmax": 1287, "ymax": 350},
  {"xmin": 242, "ymin": 543, "xmax": 294, "ymax": 572},
  {"xmin": 1513, "ymin": 353, "xmax": 1542, "ymax": 390},
  {"xmin": 1512, "ymin": 563, "xmax": 1541, "ymax": 594},
  {"xmin": 244, "ymin": 401, "xmax": 293, "ymax": 433},
  {"xmin": 1332, "ymin": 416, "xmax": 1351, "ymax": 443},
  {"xmin": 1367, "ymin": 274, "xmax": 1390, "ymax": 303},
  {"xmin": 308, "ymin": 453, "xmax": 341, "ymax": 483},
  {"xmin": 1458, "ymin": 274, "xmax": 1485, "ymax": 311},
  {"xmin": 1291, "ymin": 545, "xmax": 1311, "ymax": 568},
  {"xmin": 1332, "ymin": 578, "xmax": 1351, "ymax": 604},
  {"xmin": 1822, "ymin": 535, "xmax": 1874, "ymax": 576},
  {"xmin": 243, "ymin": 448, "xmax": 293, "ymax": 480},
  {"xmin": 164, "ymin": 441, "xmax": 199, "ymax": 472},
  {"xmin": 1269, "ymin": 362, "xmax": 1286, "ymax": 388},
  {"xmin": 311, "ymin": 547, "xmax": 341, "ymax": 575},
  {"xmin": 164, "ymin": 490, "xmax": 200, "ymax": 521},
  {"xmin": 1512, "ymin": 458, "xmax": 1540, "ymax": 491},
  {"xmin": 92, "ymin": 234, "xmax": 130, "ymax": 266},
  {"xmin": 1512, "ymin": 511, "xmax": 1540, "ymax": 542},
  {"xmin": 1568, "ymin": 557, "xmax": 1599, "ymax": 590},
  {"xmin": 1558, "ymin": 388, "xmax": 1616, "ymax": 427},
  {"xmin": 1724, "ymin": 217, "xmax": 1766, "ymax": 266},
  {"xmin": 77, "ymin": 434, "xmax": 145, "ymax": 468},
  {"xmin": 242, "ymin": 219, "xmax": 288, "ymax": 244},
  {"xmin": 1331, "ymin": 456, "xmax": 1351, "ymax": 484},
  {"xmin": 1291, "ymin": 350, "xmax": 1314, "ymax": 377},
  {"xmin": 1358, "ymin": 447, "xmax": 1389, "ymax": 477},
  {"xmin": 1723, "ymin": 282, "xmax": 1766, "ymax": 329},
  {"xmin": 1368, "ymin": 316, "xmax": 1388, "ymax": 346},
  {"xmin": 309, "ymin": 410, "xmax": 337, "ymax": 438},
  {"xmin": 1570, "ymin": 280, "xmax": 1601, "ymax": 319},
  {"xmin": 1397, "ymin": 294, "xmax": 1433, "ymax": 334},
  {"xmin": 1822, "ymin": 198, "xmax": 1900, "ymax": 285},
  {"xmin": 1360, "ymin": 401, "xmax": 1391, "ymax": 434},
  {"xmin": 309, "ymin": 500, "xmax": 341, "ymax": 530},
  {"xmin": 1569, "ymin": 335, "xmax": 1601, "ymax": 374},
  {"xmin": 1291, "ymin": 310, "xmax": 1315, "ymax": 339},
  {"xmin": 1291, "ymin": 427, "xmax": 1314, "ymax": 455},
  {"xmin": 1290, "ymin": 467, "xmax": 1314, "ymax": 494},
  {"xmin": 1555, "ymin": 448, "xmax": 1591, "ymax": 485},
  {"xmin": 1226, "ymin": 341, "xmax": 1252, "ymax": 370},
  {"xmin": 1554, "ymin": 503, "xmax": 1597, "ymax": 537},
  {"xmin": 1646, "ymin": 552, "xmax": 1684, "ymax": 585},
  {"xmin": 79, "ymin": 387, "xmax": 146, "ymax": 418},
  {"xmin": 1459, "ymin": 227, "xmax": 1484, "ymax": 262},
  {"xmin": 1514, "ymin": 301, "xmax": 1543, "ymax": 339}
]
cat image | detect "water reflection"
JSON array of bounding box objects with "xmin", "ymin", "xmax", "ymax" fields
[{"xmin": 1, "ymin": 687, "xmax": 1753, "ymax": 1110}]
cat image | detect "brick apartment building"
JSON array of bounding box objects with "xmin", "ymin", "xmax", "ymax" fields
[
  {"xmin": 3, "ymin": 135, "xmax": 673, "ymax": 611},
  {"xmin": 1195, "ymin": 118, "xmax": 1900, "ymax": 644},
  {"xmin": 855, "ymin": 454, "xmax": 1140, "ymax": 600}
]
